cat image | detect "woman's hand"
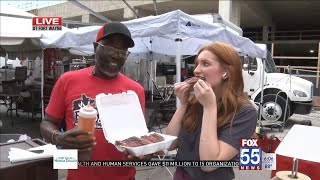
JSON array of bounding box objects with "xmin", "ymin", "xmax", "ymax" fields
[
  {"xmin": 55, "ymin": 128, "xmax": 96, "ymax": 151},
  {"xmin": 193, "ymin": 79, "xmax": 217, "ymax": 107},
  {"xmin": 174, "ymin": 81, "xmax": 193, "ymax": 106}
]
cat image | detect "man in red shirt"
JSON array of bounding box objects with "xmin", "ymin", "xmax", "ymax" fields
[{"xmin": 40, "ymin": 22, "xmax": 145, "ymax": 180}]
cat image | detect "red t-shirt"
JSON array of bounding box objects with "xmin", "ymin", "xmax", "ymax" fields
[{"xmin": 46, "ymin": 66, "xmax": 145, "ymax": 180}]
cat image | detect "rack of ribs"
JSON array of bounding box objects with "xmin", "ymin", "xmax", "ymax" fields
[
  {"xmin": 115, "ymin": 133, "xmax": 165, "ymax": 147},
  {"xmin": 141, "ymin": 133, "xmax": 164, "ymax": 143},
  {"xmin": 115, "ymin": 136, "xmax": 148, "ymax": 147}
]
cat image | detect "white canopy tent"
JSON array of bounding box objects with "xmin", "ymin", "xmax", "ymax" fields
[
  {"xmin": 41, "ymin": 10, "xmax": 266, "ymax": 57},
  {"xmin": 41, "ymin": 9, "xmax": 266, "ymax": 82},
  {"xmin": 40, "ymin": 25, "xmax": 98, "ymax": 56},
  {"xmin": 0, "ymin": 7, "xmax": 268, "ymax": 112},
  {"xmin": 40, "ymin": 25, "xmax": 151, "ymax": 57},
  {"xmin": 0, "ymin": 4, "xmax": 41, "ymax": 52},
  {"xmin": 124, "ymin": 10, "xmax": 265, "ymax": 57},
  {"xmin": 0, "ymin": 4, "xmax": 69, "ymax": 52},
  {"xmin": 39, "ymin": 10, "xmax": 267, "ymax": 103},
  {"xmin": 0, "ymin": 5, "xmax": 41, "ymax": 84},
  {"xmin": 123, "ymin": 10, "xmax": 266, "ymax": 85},
  {"xmin": 0, "ymin": 4, "xmax": 69, "ymax": 118}
]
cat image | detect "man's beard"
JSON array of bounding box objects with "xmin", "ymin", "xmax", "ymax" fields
[{"xmin": 95, "ymin": 58, "xmax": 124, "ymax": 79}]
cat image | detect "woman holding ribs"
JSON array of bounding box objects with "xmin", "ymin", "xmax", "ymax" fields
[{"xmin": 166, "ymin": 41, "xmax": 258, "ymax": 180}]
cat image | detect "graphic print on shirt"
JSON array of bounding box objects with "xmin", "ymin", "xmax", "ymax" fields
[{"xmin": 72, "ymin": 94, "xmax": 102, "ymax": 128}]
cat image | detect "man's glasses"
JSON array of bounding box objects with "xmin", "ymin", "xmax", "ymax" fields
[{"xmin": 95, "ymin": 42, "xmax": 130, "ymax": 58}]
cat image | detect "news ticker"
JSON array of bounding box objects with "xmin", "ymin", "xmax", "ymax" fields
[
  {"xmin": 78, "ymin": 160, "xmax": 239, "ymax": 167},
  {"xmin": 53, "ymin": 138, "xmax": 276, "ymax": 170},
  {"xmin": 77, "ymin": 154, "xmax": 276, "ymax": 170}
]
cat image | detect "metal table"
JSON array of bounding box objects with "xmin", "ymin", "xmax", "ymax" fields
[{"xmin": 0, "ymin": 94, "xmax": 22, "ymax": 126}]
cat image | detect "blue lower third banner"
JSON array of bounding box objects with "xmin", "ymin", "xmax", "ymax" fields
[{"xmin": 78, "ymin": 160, "xmax": 239, "ymax": 167}]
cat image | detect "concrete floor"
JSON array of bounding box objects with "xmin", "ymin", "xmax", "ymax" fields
[{"xmin": 1, "ymin": 104, "xmax": 319, "ymax": 180}]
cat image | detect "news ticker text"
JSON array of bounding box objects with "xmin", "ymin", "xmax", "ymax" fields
[{"xmin": 78, "ymin": 160, "xmax": 239, "ymax": 167}]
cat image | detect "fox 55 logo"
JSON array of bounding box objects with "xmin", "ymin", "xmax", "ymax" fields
[{"xmin": 239, "ymin": 139, "xmax": 262, "ymax": 170}]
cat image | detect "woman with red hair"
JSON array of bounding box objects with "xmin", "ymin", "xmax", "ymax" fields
[{"xmin": 166, "ymin": 41, "xmax": 258, "ymax": 180}]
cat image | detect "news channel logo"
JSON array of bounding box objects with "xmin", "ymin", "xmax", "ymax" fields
[
  {"xmin": 239, "ymin": 138, "xmax": 262, "ymax": 170},
  {"xmin": 53, "ymin": 149, "xmax": 78, "ymax": 169},
  {"xmin": 32, "ymin": 17, "xmax": 62, "ymax": 31}
]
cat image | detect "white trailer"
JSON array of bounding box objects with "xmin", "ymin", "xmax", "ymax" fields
[{"xmin": 240, "ymin": 44, "xmax": 313, "ymax": 124}]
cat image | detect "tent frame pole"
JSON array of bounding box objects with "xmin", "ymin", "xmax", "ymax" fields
[
  {"xmin": 41, "ymin": 50, "xmax": 45, "ymax": 119},
  {"xmin": 4, "ymin": 53, "xmax": 8, "ymax": 80},
  {"xmin": 175, "ymin": 36, "xmax": 182, "ymax": 107}
]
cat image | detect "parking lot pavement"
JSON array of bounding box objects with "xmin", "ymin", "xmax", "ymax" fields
[
  {"xmin": 1, "ymin": 105, "xmax": 319, "ymax": 180},
  {"xmin": 262, "ymin": 110, "xmax": 320, "ymax": 141}
]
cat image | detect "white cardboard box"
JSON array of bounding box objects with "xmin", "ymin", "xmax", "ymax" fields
[{"xmin": 96, "ymin": 90, "xmax": 177, "ymax": 157}]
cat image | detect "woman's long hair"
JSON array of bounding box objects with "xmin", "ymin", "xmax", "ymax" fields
[{"xmin": 182, "ymin": 41, "xmax": 250, "ymax": 132}]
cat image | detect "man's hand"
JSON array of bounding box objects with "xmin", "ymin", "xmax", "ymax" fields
[{"xmin": 55, "ymin": 128, "xmax": 96, "ymax": 151}]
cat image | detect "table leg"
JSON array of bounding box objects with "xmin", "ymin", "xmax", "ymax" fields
[
  {"xmin": 10, "ymin": 99, "xmax": 13, "ymax": 126},
  {"xmin": 289, "ymin": 158, "xmax": 299, "ymax": 178}
]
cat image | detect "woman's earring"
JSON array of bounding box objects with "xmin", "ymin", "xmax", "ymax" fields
[{"xmin": 222, "ymin": 72, "xmax": 227, "ymax": 78}]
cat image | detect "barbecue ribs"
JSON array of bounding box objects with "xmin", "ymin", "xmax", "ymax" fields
[
  {"xmin": 115, "ymin": 133, "xmax": 165, "ymax": 147},
  {"xmin": 185, "ymin": 76, "xmax": 206, "ymax": 85}
]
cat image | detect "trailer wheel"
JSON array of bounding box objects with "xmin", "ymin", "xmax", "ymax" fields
[{"xmin": 258, "ymin": 94, "xmax": 291, "ymax": 123}]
